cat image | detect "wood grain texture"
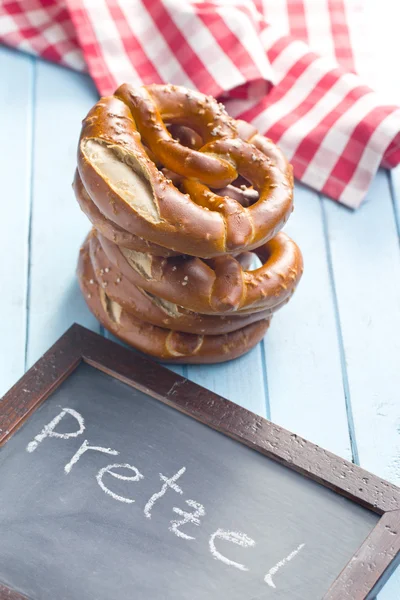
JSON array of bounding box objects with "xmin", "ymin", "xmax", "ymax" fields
[
  {"xmin": 0, "ymin": 47, "xmax": 34, "ymax": 397},
  {"xmin": 0, "ymin": 584, "xmax": 27, "ymax": 600},
  {"xmin": 25, "ymin": 60, "xmax": 99, "ymax": 369},
  {"xmin": 326, "ymin": 510, "xmax": 400, "ymax": 600}
]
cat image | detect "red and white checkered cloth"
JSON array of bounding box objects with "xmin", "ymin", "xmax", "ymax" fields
[{"xmin": 1, "ymin": 0, "xmax": 400, "ymax": 208}]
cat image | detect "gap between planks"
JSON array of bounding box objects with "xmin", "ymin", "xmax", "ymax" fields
[
  {"xmin": 320, "ymin": 195, "xmax": 359, "ymax": 465},
  {"xmin": 24, "ymin": 56, "xmax": 37, "ymax": 372}
]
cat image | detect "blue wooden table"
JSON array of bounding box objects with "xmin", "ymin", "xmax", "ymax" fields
[{"xmin": 1, "ymin": 45, "xmax": 400, "ymax": 598}]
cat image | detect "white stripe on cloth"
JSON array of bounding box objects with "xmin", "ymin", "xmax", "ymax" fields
[
  {"xmin": 301, "ymin": 93, "xmax": 391, "ymax": 190},
  {"xmin": 259, "ymin": 0, "xmax": 290, "ymax": 35},
  {"xmin": 81, "ymin": 0, "xmax": 141, "ymax": 87},
  {"xmin": 121, "ymin": 0, "xmax": 195, "ymax": 87},
  {"xmin": 340, "ymin": 109, "xmax": 400, "ymax": 207},
  {"xmin": 276, "ymin": 71, "xmax": 361, "ymax": 156},
  {"xmin": 251, "ymin": 49, "xmax": 339, "ymax": 136},
  {"xmin": 303, "ymin": 0, "xmax": 336, "ymax": 61},
  {"xmin": 163, "ymin": 0, "xmax": 246, "ymax": 92},
  {"xmin": 215, "ymin": 5, "xmax": 274, "ymax": 84}
]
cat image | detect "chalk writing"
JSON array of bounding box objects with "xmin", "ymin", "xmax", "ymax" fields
[
  {"xmin": 264, "ymin": 544, "xmax": 306, "ymax": 588},
  {"xmin": 144, "ymin": 467, "xmax": 186, "ymax": 519},
  {"xmin": 64, "ymin": 440, "xmax": 119, "ymax": 474},
  {"xmin": 169, "ymin": 499, "xmax": 205, "ymax": 540},
  {"xmin": 209, "ymin": 529, "xmax": 256, "ymax": 571},
  {"xmin": 97, "ymin": 463, "xmax": 144, "ymax": 503},
  {"xmin": 26, "ymin": 408, "xmax": 85, "ymax": 453},
  {"xmin": 26, "ymin": 407, "xmax": 306, "ymax": 590}
]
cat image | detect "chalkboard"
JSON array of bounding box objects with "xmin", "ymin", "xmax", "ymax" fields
[{"xmin": 1, "ymin": 325, "xmax": 400, "ymax": 600}]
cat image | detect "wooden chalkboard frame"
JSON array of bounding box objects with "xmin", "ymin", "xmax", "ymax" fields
[{"xmin": 0, "ymin": 324, "xmax": 399, "ymax": 600}]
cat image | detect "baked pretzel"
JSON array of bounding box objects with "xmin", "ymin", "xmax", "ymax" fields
[
  {"xmin": 78, "ymin": 84, "xmax": 293, "ymax": 258},
  {"xmin": 74, "ymin": 169, "xmax": 257, "ymax": 256},
  {"xmin": 78, "ymin": 241, "xmax": 270, "ymax": 363},
  {"xmin": 74, "ymin": 170, "xmax": 179, "ymax": 257},
  {"xmin": 88, "ymin": 232, "xmax": 279, "ymax": 335},
  {"xmin": 96, "ymin": 230, "xmax": 303, "ymax": 315}
]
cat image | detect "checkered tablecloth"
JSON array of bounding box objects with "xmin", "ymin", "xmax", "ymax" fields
[{"xmin": 2, "ymin": 0, "xmax": 400, "ymax": 207}]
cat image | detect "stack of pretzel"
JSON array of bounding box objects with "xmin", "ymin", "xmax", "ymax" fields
[{"xmin": 74, "ymin": 84, "xmax": 303, "ymax": 363}]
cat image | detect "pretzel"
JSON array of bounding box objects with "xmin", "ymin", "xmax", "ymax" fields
[
  {"xmin": 74, "ymin": 170, "xmax": 257, "ymax": 256},
  {"xmin": 96, "ymin": 229, "xmax": 303, "ymax": 315},
  {"xmin": 78, "ymin": 84, "xmax": 293, "ymax": 258},
  {"xmin": 73, "ymin": 170, "xmax": 179, "ymax": 257},
  {"xmin": 88, "ymin": 232, "xmax": 279, "ymax": 335},
  {"xmin": 78, "ymin": 241, "xmax": 270, "ymax": 363}
]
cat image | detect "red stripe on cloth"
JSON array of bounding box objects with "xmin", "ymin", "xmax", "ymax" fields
[
  {"xmin": 265, "ymin": 70, "xmax": 342, "ymax": 142},
  {"xmin": 266, "ymin": 35, "xmax": 294, "ymax": 64},
  {"xmin": 238, "ymin": 46, "xmax": 316, "ymax": 124},
  {"xmin": 106, "ymin": 3, "xmax": 162, "ymax": 85},
  {"xmin": 1, "ymin": 1, "xmax": 23, "ymax": 14},
  {"xmin": 196, "ymin": 7, "xmax": 262, "ymax": 85},
  {"xmin": 383, "ymin": 135, "xmax": 400, "ymax": 168},
  {"xmin": 322, "ymin": 105, "xmax": 400, "ymax": 191},
  {"xmin": 287, "ymin": 0, "xmax": 308, "ymax": 43},
  {"xmin": 39, "ymin": 0, "xmax": 60, "ymax": 6},
  {"xmin": 141, "ymin": 0, "xmax": 219, "ymax": 96},
  {"xmin": 327, "ymin": 0, "xmax": 355, "ymax": 71},
  {"xmin": 200, "ymin": 0, "xmax": 262, "ymax": 29},
  {"xmin": 293, "ymin": 84, "xmax": 372, "ymax": 178},
  {"xmin": 68, "ymin": 1, "xmax": 116, "ymax": 94}
]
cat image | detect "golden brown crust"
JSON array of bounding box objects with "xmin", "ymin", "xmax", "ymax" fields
[
  {"xmin": 88, "ymin": 232, "xmax": 280, "ymax": 335},
  {"xmin": 96, "ymin": 229, "xmax": 303, "ymax": 315},
  {"xmin": 73, "ymin": 170, "xmax": 179, "ymax": 256},
  {"xmin": 78, "ymin": 240, "xmax": 270, "ymax": 363},
  {"xmin": 74, "ymin": 170, "xmax": 259, "ymax": 257},
  {"xmin": 74, "ymin": 84, "xmax": 302, "ymax": 363},
  {"xmin": 77, "ymin": 84, "xmax": 294, "ymax": 258},
  {"xmin": 115, "ymin": 83, "xmax": 238, "ymax": 186}
]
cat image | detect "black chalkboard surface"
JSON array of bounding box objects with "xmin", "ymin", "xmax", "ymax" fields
[{"xmin": 0, "ymin": 325, "xmax": 400, "ymax": 600}]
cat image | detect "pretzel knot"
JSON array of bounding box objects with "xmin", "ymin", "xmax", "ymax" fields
[
  {"xmin": 77, "ymin": 83, "xmax": 294, "ymax": 258},
  {"xmin": 96, "ymin": 230, "xmax": 302, "ymax": 315},
  {"xmin": 78, "ymin": 237, "xmax": 271, "ymax": 363}
]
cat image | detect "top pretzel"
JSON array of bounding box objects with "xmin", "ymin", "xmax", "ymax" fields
[{"xmin": 77, "ymin": 84, "xmax": 294, "ymax": 258}]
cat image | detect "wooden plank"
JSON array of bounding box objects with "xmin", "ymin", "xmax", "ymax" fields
[
  {"xmin": 26, "ymin": 59, "xmax": 100, "ymax": 368},
  {"xmin": 324, "ymin": 170, "xmax": 400, "ymax": 599},
  {"xmin": 390, "ymin": 166, "xmax": 400, "ymax": 243},
  {"xmin": 0, "ymin": 47, "xmax": 34, "ymax": 396},
  {"xmin": 186, "ymin": 344, "xmax": 268, "ymax": 416},
  {"xmin": 366, "ymin": 167, "xmax": 400, "ymax": 600},
  {"xmin": 264, "ymin": 184, "xmax": 353, "ymax": 458},
  {"xmin": 327, "ymin": 169, "xmax": 400, "ymax": 600},
  {"xmin": 324, "ymin": 170, "xmax": 400, "ymax": 480},
  {"xmin": 103, "ymin": 330, "xmax": 186, "ymax": 377}
]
